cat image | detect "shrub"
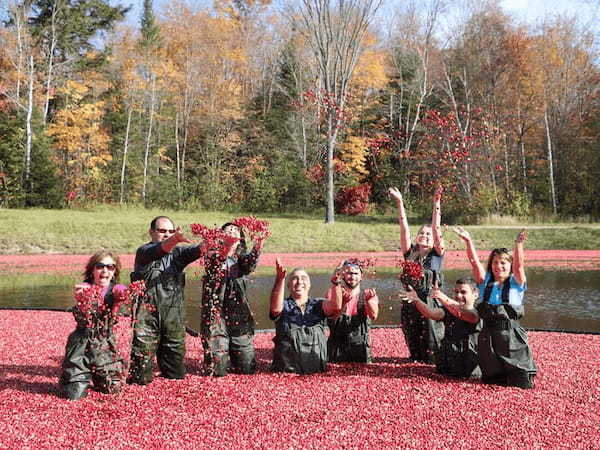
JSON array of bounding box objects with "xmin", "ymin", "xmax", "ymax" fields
[{"xmin": 335, "ymin": 183, "xmax": 372, "ymax": 215}]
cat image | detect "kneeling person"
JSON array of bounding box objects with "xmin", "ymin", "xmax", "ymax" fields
[
  {"xmin": 270, "ymin": 258, "xmax": 342, "ymax": 374},
  {"xmin": 326, "ymin": 260, "xmax": 379, "ymax": 363},
  {"xmin": 404, "ymin": 277, "xmax": 481, "ymax": 378}
]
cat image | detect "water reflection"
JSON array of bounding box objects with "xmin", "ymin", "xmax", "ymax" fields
[{"xmin": 1, "ymin": 269, "xmax": 599, "ymax": 333}]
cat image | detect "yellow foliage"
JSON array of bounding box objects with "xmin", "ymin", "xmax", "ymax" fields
[
  {"xmin": 339, "ymin": 136, "xmax": 369, "ymax": 180},
  {"xmin": 160, "ymin": 6, "xmax": 251, "ymax": 124},
  {"xmin": 158, "ymin": 146, "xmax": 172, "ymax": 164},
  {"xmin": 351, "ymin": 30, "xmax": 388, "ymax": 92},
  {"xmin": 47, "ymin": 80, "xmax": 112, "ymax": 195}
]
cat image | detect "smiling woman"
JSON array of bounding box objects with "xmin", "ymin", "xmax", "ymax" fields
[{"xmin": 59, "ymin": 251, "xmax": 128, "ymax": 400}]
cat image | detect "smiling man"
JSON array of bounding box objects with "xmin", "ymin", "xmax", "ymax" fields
[
  {"xmin": 269, "ymin": 258, "xmax": 341, "ymax": 374},
  {"xmin": 128, "ymin": 216, "xmax": 204, "ymax": 385},
  {"xmin": 404, "ymin": 277, "xmax": 481, "ymax": 379},
  {"xmin": 326, "ymin": 260, "xmax": 379, "ymax": 364}
]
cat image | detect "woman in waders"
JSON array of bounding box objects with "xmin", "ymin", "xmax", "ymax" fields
[
  {"xmin": 454, "ymin": 227, "xmax": 537, "ymax": 388},
  {"xmin": 59, "ymin": 251, "xmax": 127, "ymax": 400},
  {"xmin": 389, "ymin": 185, "xmax": 446, "ymax": 363}
]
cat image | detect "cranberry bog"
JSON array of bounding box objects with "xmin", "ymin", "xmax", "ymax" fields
[
  {"xmin": 2, "ymin": 251, "xmax": 599, "ymax": 447},
  {"xmin": 1, "ymin": 309, "xmax": 598, "ymax": 448},
  {"xmin": 2, "ymin": 249, "xmax": 600, "ymax": 274}
]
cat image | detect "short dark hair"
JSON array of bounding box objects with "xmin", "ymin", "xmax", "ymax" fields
[
  {"xmin": 455, "ymin": 277, "xmax": 478, "ymax": 292},
  {"xmin": 150, "ymin": 216, "xmax": 173, "ymax": 230}
]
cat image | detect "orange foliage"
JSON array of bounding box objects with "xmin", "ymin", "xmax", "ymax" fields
[{"xmin": 46, "ymin": 80, "xmax": 112, "ymax": 199}]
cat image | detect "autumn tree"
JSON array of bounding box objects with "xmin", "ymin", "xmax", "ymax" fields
[
  {"xmin": 294, "ymin": 0, "xmax": 383, "ymax": 223},
  {"xmin": 47, "ymin": 79, "xmax": 112, "ymax": 200},
  {"xmin": 28, "ymin": 0, "xmax": 128, "ymax": 122},
  {"xmin": 385, "ymin": 0, "xmax": 444, "ymax": 185},
  {"xmin": 532, "ymin": 18, "xmax": 598, "ymax": 214}
]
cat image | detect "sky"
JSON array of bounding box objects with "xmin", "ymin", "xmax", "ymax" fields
[
  {"xmin": 500, "ymin": 0, "xmax": 597, "ymax": 22},
  {"xmin": 119, "ymin": 0, "xmax": 599, "ymax": 29}
]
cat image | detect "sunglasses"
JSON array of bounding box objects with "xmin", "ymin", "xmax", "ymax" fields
[
  {"xmin": 95, "ymin": 263, "xmax": 116, "ymax": 271},
  {"xmin": 154, "ymin": 228, "xmax": 175, "ymax": 234}
]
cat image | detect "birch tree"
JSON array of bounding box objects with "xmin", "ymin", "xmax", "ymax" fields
[{"xmin": 295, "ymin": 0, "xmax": 383, "ymax": 223}]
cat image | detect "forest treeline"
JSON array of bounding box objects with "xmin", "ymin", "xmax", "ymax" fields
[{"xmin": 1, "ymin": 0, "xmax": 599, "ymax": 223}]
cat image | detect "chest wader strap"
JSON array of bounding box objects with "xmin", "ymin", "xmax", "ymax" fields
[
  {"xmin": 483, "ymin": 317, "xmax": 515, "ymax": 330},
  {"xmin": 483, "ymin": 277, "xmax": 511, "ymax": 304}
]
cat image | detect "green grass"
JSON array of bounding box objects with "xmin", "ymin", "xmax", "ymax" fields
[
  {"xmin": 1, "ymin": 206, "xmax": 599, "ymax": 253},
  {"xmin": 0, "ymin": 272, "xmax": 78, "ymax": 289}
]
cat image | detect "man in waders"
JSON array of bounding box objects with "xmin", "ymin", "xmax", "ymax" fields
[
  {"xmin": 326, "ymin": 260, "xmax": 379, "ymax": 363},
  {"xmin": 270, "ymin": 259, "xmax": 342, "ymax": 374},
  {"xmin": 128, "ymin": 216, "xmax": 204, "ymax": 385}
]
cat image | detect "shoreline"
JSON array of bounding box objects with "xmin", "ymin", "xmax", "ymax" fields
[{"xmin": 2, "ymin": 249, "xmax": 600, "ymax": 274}]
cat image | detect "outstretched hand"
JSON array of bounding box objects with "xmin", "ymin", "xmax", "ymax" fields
[
  {"xmin": 388, "ymin": 187, "xmax": 403, "ymax": 203},
  {"xmin": 254, "ymin": 235, "xmax": 266, "ymax": 251},
  {"xmin": 172, "ymin": 226, "xmax": 193, "ymax": 244},
  {"xmin": 275, "ymin": 257, "xmax": 287, "ymax": 281},
  {"xmin": 399, "ymin": 288, "xmax": 419, "ymax": 304},
  {"xmin": 112, "ymin": 284, "xmax": 128, "ymax": 303},
  {"xmin": 453, "ymin": 226, "xmax": 471, "ymax": 242},
  {"xmin": 364, "ymin": 288, "xmax": 377, "ymax": 301},
  {"xmin": 331, "ymin": 260, "xmax": 345, "ymax": 284},
  {"xmin": 515, "ymin": 229, "xmax": 528, "ymax": 244},
  {"xmin": 74, "ymin": 283, "xmax": 91, "ymax": 296}
]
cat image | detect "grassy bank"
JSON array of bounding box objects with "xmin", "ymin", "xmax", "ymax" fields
[{"xmin": 1, "ymin": 206, "xmax": 599, "ymax": 254}]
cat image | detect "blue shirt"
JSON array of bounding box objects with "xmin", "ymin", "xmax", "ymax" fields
[{"xmin": 479, "ymin": 273, "xmax": 526, "ymax": 306}]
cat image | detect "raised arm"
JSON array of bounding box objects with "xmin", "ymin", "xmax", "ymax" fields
[
  {"xmin": 323, "ymin": 263, "xmax": 343, "ymax": 317},
  {"xmin": 454, "ymin": 227, "xmax": 485, "ymax": 284},
  {"xmin": 432, "ymin": 186, "xmax": 445, "ymax": 255},
  {"xmin": 161, "ymin": 226, "xmax": 193, "ymax": 254},
  {"xmin": 432, "ymin": 286, "xmax": 479, "ymax": 324},
  {"xmin": 238, "ymin": 240, "xmax": 263, "ymax": 276},
  {"xmin": 364, "ymin": 289, "xmax": 379, "ymax": 320},
  {"xmin": 403, "ymin": 289, "xmax": 444, "ymax": 321},
  {"xmin": 388, "ymin": 187, "xmax": 411, "ymax": 254},
  {"xmin": 269, "ymin": 258, "xmax": 287, "ymax": 318},
  {"xmin": 513, "ymin": 229, "xmax": 527, "ymax": 286}
]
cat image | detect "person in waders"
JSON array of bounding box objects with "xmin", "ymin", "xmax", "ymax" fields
[
  {"xmin": 325, "ymin": 260, "xmax": 379, "ymax": 363},
  {"xmin": 201, "ymin": 222, "xmax": 265, "ymax": 376},
  {"xmin": 404, "ymin": 277, "xmax": 481, "ymax": 379},
  {"xmin": 389, "ymin": 185, "xmax": 446, "ymax": 363},
  {"xmin": 269, "ymin": 258, "xmax": 342, "ymax": 374},
  {"xmin": 60, "ymin": 252, "xmax": 127, "ymax": 400},
  {"xmin": 128, "ymin": 216, "xmax": 205, "ymax": 385},
  {"xmin": 454, "ymin": 227, "xmax": 537, "ymax": 389}
]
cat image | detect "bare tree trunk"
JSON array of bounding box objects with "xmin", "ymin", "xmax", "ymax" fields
[
  {"xmin": 119, "ymin": 107, "xmax": 132, "ymax": 204},
  {"xmin": 326, "ymin": 116, "xmax": 337, "ymax": 223},
  {"xmin": 301, "ymin": 115, "xmax": 308, "ymax": 167},
  {"xmin": 14, "ymin": 3, "xmax": 24, "ymax": 100},
  {"xmin": 43, "ymin": 0, "xmax": 60, "ymax": 124},
  {"xmin": 24, "ymin": 55, "xmax": 34, "ymax": 184},
  {"xmin": 182, "ymin": 124, "xmax": 188, "ymax": 190},
  {"xmin": 520, "ymin": 138, "xmax": 527, "ymax": 194},
  {"xmin": 175, "ymin": 111, "xmax": 182, "ymax": 203},
  {"xmin": 544, "ymin": 106, "xmax": 557, "ymax": 214},
  {"xmin": 504, "ymin": 135, "xmax": 510, "ymax": 195},
  {"xmin": 442, "ymin": 62, "xmax": 473, "ymax": 200},
  {"xmin": 142, "ymin": 75, "xmax": 156, "ymax": 204}
]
